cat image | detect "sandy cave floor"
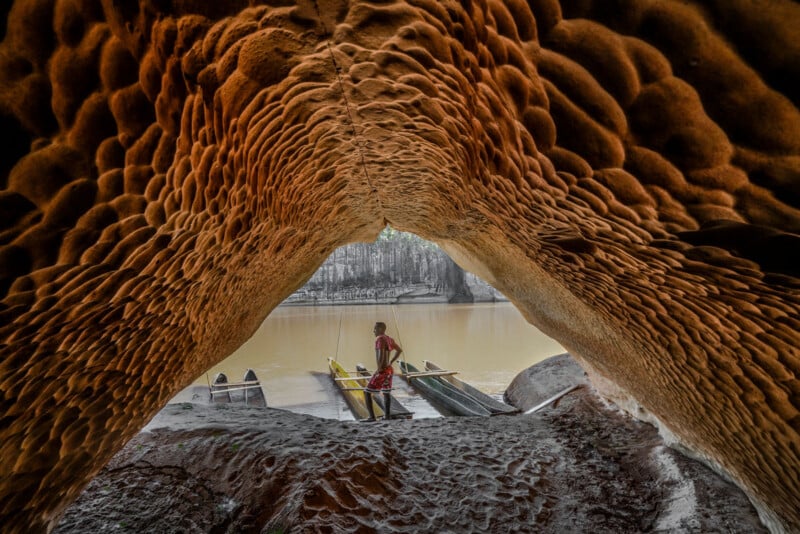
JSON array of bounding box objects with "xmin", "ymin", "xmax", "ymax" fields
[{"xmin": 56, "ymin": 356, "xmax": 765, "ymax": 533}]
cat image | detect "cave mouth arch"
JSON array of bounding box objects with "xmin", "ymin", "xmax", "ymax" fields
[{"xmin": 0, "ymin": 0, "xmax": 798, "ymax": 530}]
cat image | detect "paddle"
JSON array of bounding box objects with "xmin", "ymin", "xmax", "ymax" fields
[{"xmin": 523, "ymin": 384, "xmax": 584, "ymax": 414}]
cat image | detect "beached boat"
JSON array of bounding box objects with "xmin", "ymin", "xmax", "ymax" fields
[
  {"xmin": 329, "ymin": 358, "xmax": 385, "ymax": 420},
  {"xmin": 211, "ymin": 373, "xmax": 232, "ymax": 403},
  {"xmin": 355, "ymin": 364, "xmax": 413, "ymax": 420},
  {"xmin": 210, "ymin": 370, "xmax": 267, "ymax": 407},
  {"xmin": 399, "ymin": 361, "xmax": 491, "ymax": 417},
  {"xmin": 241, "ymin": 369, "xmax": 268, "ymax": 407},
  {"xmin": 424, "ymin": 360, "xmax": 518, "ymax": 415}
]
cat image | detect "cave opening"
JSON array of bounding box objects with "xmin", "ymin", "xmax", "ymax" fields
[{"xmin": 174, "ymin": 227, "xmax": 564, "ymax": 419}]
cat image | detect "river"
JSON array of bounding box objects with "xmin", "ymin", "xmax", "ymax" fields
[{"xmin": 175, "ymin": 302, "xmax": 565, "ymax": 419}]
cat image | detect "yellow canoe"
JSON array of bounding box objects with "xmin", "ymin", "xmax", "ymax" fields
[{"xmin": 328, "ymin": 358, "xmax": 384, "ymax": 420}]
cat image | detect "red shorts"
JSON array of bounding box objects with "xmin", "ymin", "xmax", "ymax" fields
[{"xmin": 366, "ymin": 367, "xmax": 393, "ymax": 392}]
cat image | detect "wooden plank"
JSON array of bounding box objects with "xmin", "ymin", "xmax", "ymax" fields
[
  {"xmin": 211, "ymin": 380, "xmax": 261, "ymax": 388},
  {"xmin": 211, "ymin": 385, "xmax": 263, "ymax": 395},
  {"xmin": 336, "ymin": 371, "xmax": 458, "ymax": 380},
  {"xmin": 402, "ymin": 370, "xmax": 459, "ymax": 378},
  {"xmin": 333, "ymin": 376, "xmax": 368, "ymax": 382},
  {"xmin": 341, "ymin": 387, "xmax": 397, "ymax": 391}
]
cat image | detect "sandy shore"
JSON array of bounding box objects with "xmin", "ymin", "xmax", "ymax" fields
[{"xmin": 56, "ymin": 355, "xmax": 765, "ymax": 533}]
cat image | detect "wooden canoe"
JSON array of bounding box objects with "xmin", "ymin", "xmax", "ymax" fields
[
  {"xmin": 329, "ymin": 358, "xmax": 384, "ymax": 420},
  {"xmin": 241, "ymin": 369, "xmax": 268, "ymax": 408},
  {"xmin": 424, "ymin": 360, "xmax": 518, "ymax": 415},
  {"xmin": 400, "ymin": 361, "xmax": 491, "ymax": 417},
  {"xmin": 211, "ymin": 373, "xmax": 232, "ymax": 403},
  {"xmin": 210, "ymin": 370, "xmax": 267, "ymax": 407},
  {"xmin": 355, "ymin": 364, "xmax": 413, "ymax": 420}
]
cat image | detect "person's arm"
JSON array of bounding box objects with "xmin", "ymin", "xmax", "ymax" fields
[{"xmin": 389, "ymin": 346, "xmax": 403, "ymax": 365}]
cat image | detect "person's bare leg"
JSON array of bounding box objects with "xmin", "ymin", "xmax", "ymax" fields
[
  {"xmin": 383, "ymin": 392, "xmax": 392, "ymax": 420},
  {"xmin": 363, "ymin": 391, "xmax": 376, "ymax": 421}
]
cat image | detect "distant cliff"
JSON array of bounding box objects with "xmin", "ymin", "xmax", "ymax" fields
[{"xmin": 285, "ymin": 229, "xmax": 505, "ymax": 305}]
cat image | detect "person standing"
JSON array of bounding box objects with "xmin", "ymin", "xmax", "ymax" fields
[{"xmin": 363, "ymin": 322, "xmax": 403, "ymax": 421}]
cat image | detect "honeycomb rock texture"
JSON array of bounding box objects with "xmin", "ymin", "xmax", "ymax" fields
[{"xmin": 0, "ymin": 0, "xmax": 798, "ymax": 531}]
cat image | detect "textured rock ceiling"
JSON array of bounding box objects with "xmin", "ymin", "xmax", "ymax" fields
[{"xmin": 0, "ymin": 0, "xmax": 798, "ymax": 531}]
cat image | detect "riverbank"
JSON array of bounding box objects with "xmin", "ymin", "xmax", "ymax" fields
[
  {"xmin": 282, "ymin": 282, "xmax": 507, "ymax": 306},
  {"xmin": 56, "ymin": 355, "xmax": 765, "ymax": 533}
]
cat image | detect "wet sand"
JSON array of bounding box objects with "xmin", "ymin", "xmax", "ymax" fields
[{"xmin": 56, "ymin": 355, "xmax": 765, "ymax": 533}]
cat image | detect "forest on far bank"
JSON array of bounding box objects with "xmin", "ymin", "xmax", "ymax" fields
[{"xmin": 285, "ymin": 228, "xmax": 505, "ymax": 305}]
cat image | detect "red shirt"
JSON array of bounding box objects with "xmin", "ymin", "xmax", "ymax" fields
[
  {"xmin": 375, "ymin": 334, "xmax": 399, "ymax": 369},
  {"xmin": 375, "ymin": 334, "xmax": 399, "ymax": 351}
]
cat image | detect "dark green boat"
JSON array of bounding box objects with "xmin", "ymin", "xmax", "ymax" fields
[
  {"xmin": 425, "ymin": 360, "xmax": 518, "ymax": 415},
  {"xmin": 399, "ymin": 361, "xmax": 491, "ymax": 417}
]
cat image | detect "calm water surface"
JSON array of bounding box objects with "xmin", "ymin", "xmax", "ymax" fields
[{"xmin": 177, "ymin": 302, "xmax": 564, "ymax": 419}]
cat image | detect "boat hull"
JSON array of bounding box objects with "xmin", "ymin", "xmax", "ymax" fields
[
  {"xmin": 424, "ymin": 361, "xmax": 517, "ymax": 415},
  {"xmin": 241, "ymin": 369, "xmax": 268, "ymax": 408},
  {"xmin": 329, "ymin": 358, "xmax": 384, "ymax": 420},
  {"xmin": 211, "ymin": 373, "xmax": 232, "ymax": 403},
  {"xmin": 400, "ymin": 362, "xmax": 490, "ymax": 417}
]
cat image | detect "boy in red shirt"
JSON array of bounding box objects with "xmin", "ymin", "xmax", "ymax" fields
[{"xmin": 363, "ymin": 322, "xmax": 403, "ymax": 421}]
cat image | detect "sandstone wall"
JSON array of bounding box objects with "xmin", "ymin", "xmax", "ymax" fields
[{"xmin": 0, "ymin": 0, "xmax": 798, "ymax": 531}]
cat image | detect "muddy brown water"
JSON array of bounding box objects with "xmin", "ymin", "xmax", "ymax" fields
[{"xmin": 172, "ymin": 302, "xmax": 565, "ymax": 419}]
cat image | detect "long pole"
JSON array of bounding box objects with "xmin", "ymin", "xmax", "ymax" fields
[
  {"xmin": 334, "ymin": 310, "xmax": 344, "ymax": 361},
  {"xmin": 391, "ymin": 305, "xmax": 407, "ymax": 369}
]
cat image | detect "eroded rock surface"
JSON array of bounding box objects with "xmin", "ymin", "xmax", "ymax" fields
[
  {"xmin": 1, "ymin": 0, "xmax": 798, "ymax": 531},
  {"xmin": 55, "ymin": 361, "xmax": 765, "ymax": 533}
]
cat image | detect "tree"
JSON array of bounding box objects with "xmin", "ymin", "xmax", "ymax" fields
[{"xmin": 290, "ymin": 226, "xmax": 497, "ymax": 302}]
